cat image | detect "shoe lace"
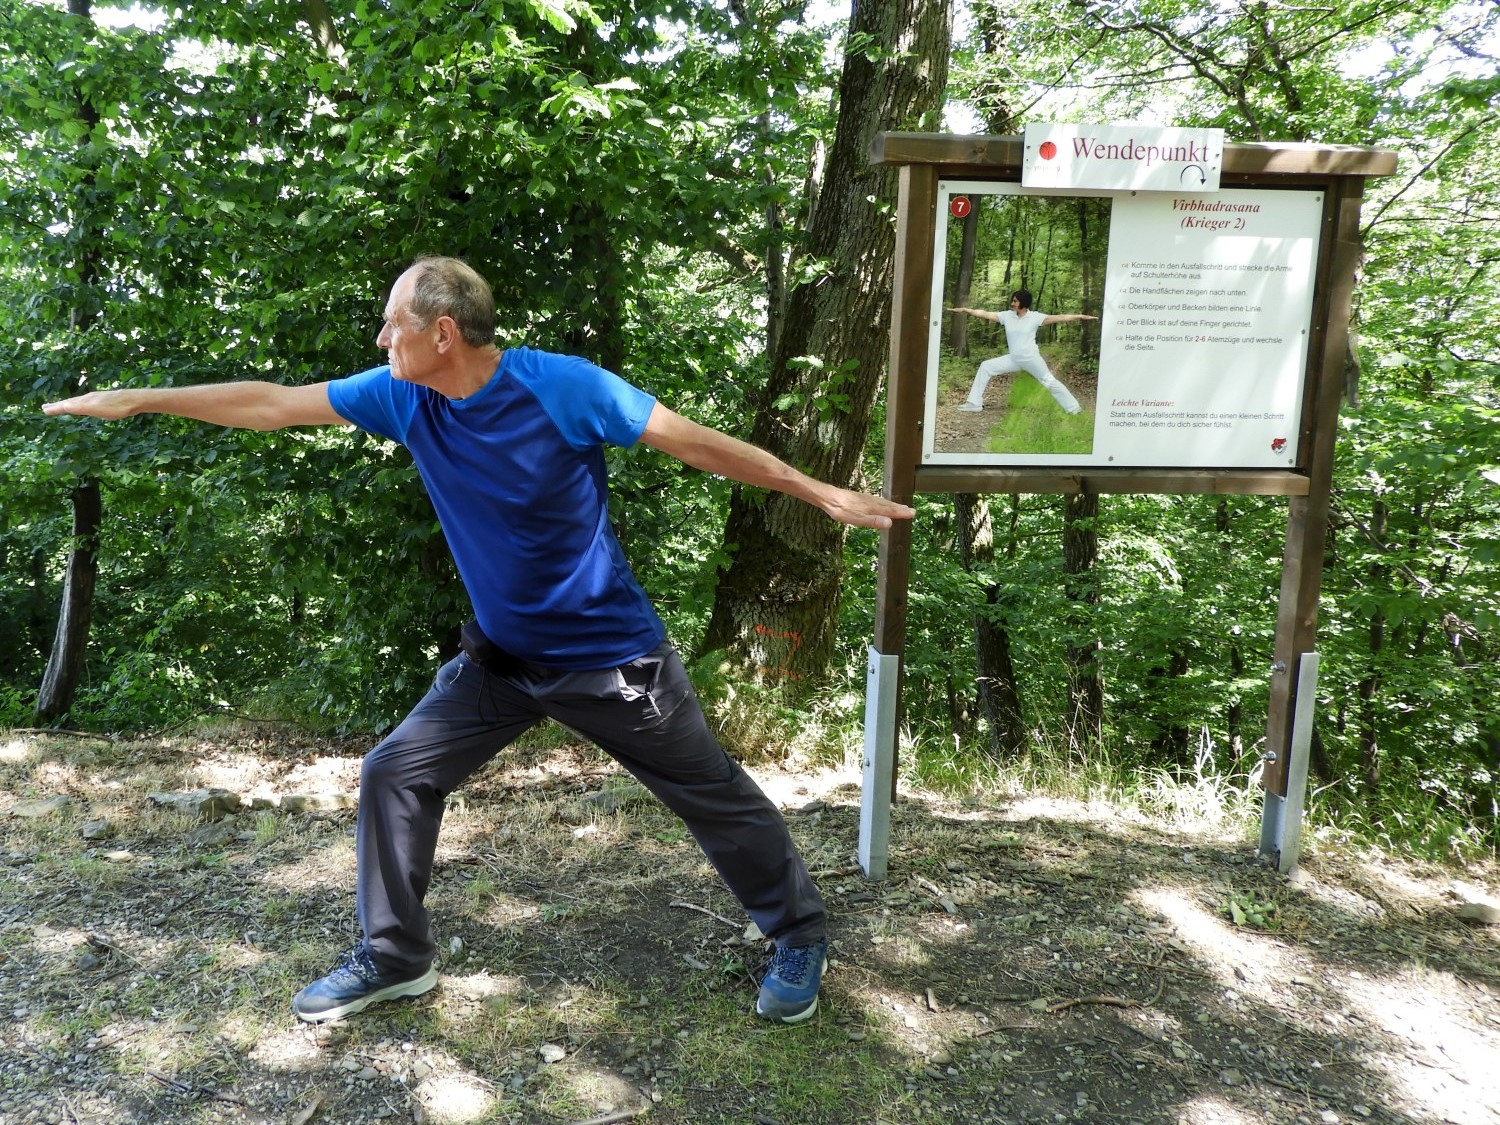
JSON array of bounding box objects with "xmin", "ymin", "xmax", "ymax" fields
[
  {"xmin": 333, "ymin": 947, "xmax": 381, "ymax": 983},
  {"xmin": 768, "ymin": 944, "xmax": 816, "ymax": 985}
]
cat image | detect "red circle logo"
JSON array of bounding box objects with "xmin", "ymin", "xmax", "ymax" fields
[
  {"xmin": 1039, "ymin": 140, "xmax": 1057, "ymax": 160},
  {"xmin": 950, "ymin": 196, "xmax": 972, "ymax": 218}
]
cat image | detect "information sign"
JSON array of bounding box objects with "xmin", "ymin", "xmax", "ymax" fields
[
  {"xmin": 1023, "ymin": 123, "xmax": 1224, "ymax": 193},
  {"xmin": 923, "ymin": 181, "xmax": 1323, "ymax": 469}
]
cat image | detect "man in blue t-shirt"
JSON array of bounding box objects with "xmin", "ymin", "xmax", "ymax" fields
[{"xmin": 44, "ymin": 255, "xmax": 914, "ymax": 1026}]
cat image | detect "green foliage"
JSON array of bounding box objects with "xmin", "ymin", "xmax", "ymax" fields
[
  {"xmin": 925, "ymin": 0, "xmax": 1500, "ymax": 854},
  {"xmin": 1224, "ymin": 888, "xmax": 1279, "ymax": 930},
  {"xmin": 1, "ymin": 0, "xmax": 846, "ymax": 731}
]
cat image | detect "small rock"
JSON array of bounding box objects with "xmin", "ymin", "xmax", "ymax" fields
[
  {"xmin": 80, "ymin": 819, "xmax": 115, "ymax": 840},
  {"xmin": 149, "ymin": 789, "xmax": 241, "ymax": 820},
  {"xmin": 185, "ymin": 821, "xmax": 236, "ymax": 849},
  {"xmin": 1456, "ymin": 902, "xmax": 1500, "ymax": 925},
  {"xmin": 1220, "ymin": 1068, "xmax": 1244, "ymax": 1086},
  {"xmin": 10, "ymin": 796, "xmax": 70, "ymax": 819},
  {"xmin": 538, "ymin": 1043, "xmax": 566, "ymax": 1064},
  {"xmin": 581, "ymin": 783, "xmax": 650, "ymax": 815},
  {"xmin": 279, "ymin": 793, "xmax": 352, "ymax": 814}
]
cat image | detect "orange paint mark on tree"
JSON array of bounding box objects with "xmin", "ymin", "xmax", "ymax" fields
[{"xmin": 753, "ymin": 623, "xmax": 804, "ymax": 681}]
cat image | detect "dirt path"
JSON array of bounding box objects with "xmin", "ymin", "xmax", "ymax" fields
[
  {"xmin": 2, "ymin": 731, "xmax": 1497, "ymax": 1124},
  {"xmin": 933, "ymin": 360, "xmax": 1100, "ymax": 456}
]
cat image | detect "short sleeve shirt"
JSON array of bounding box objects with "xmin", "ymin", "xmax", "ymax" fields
[
  {"xmin": 1000, "ymin": 309, "xmax": 1047, "ymax": 361},
  {"xmin": 327, "ymin": 347, "xmax": 666, "ymax": 668}
]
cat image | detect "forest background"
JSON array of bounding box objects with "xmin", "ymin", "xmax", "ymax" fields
[{"xmin": 1, "ymin": 0, "xmax": 1496, "ymax": 859}]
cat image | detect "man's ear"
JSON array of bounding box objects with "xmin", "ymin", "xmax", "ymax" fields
[{"xmin": 434, "ymin": 315, "xmax": 459, "ymax": 351}]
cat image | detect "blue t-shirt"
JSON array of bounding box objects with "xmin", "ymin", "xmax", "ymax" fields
[{"xmin": 327, "ymin": 347, "xmax": 666, "ymax": 669}]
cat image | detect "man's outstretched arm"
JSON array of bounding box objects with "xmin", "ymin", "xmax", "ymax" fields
[
  {"xmin": 42, "ymin": 381, "xmax": 344, "ymax": 431},
  {"xmin": 638, "ymin": 403, "xmax": 914, "ymax": 531}
]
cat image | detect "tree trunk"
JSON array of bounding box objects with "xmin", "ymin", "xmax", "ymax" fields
[
  {"xmin": 1357, "ymin": 498, "xmax": 1388, "ymax": 798},
  {"xmin": 36, "ymin": 482, "xmax": 102, "ymax": 722},
  {"xmin": 37, "ymin": 0, "xmax": 103, "ymax": 724},
  {"xmin": 1063, "ymin": 493, "xmax": 1103, "ymax": 749},
  {"xmin": 699, "ymin": 0, "xmax": 951, "ymax": 681},
  {"xmin": 948, "ymin": 206, "xmax": 980, "ymax": 357},
  {"xmin": 954, "ymin": 493, "xmax": 1027, "ymax": 757},
  {"xmin": 1217, "ymin": 499, "xmax": 1246, "ymax": 762}
]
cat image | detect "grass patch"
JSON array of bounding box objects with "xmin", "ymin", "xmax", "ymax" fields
[{"xmin": 984, "ymin": 371, "xmax": 1094, "ymax": 455}]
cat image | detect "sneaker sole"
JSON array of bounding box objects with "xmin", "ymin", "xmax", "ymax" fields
[
  {"xmin": 755, "ymin": 957, "xmax": 828, "ymax": 1024},
  {"xmin": 293, "ymin": 965, "xmax": 439, "ymax": 1023}
]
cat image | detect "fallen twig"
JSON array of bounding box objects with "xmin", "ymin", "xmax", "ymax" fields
[
  {"xmin": 971, "ymin": 1024, "xmax": 1034, "ymax": 1038},
  {"xmin": 563, "ymin": 1103, "xmax": 651, "ymax": 1125},
  {"xmin": 147, "ymin": 1073, "xmax": 245, "ymax": 1105},
  {"xmin": 7, "ymin": 727, "xmax": 115, "ymax": 743},
  {"xmin": 912, "ymin": 875, "xmax": 960, "ymax": 914},
  {"xmin": 668, "ymin": 899, "xmax": 740, "ymax": 929},
  {"xmin": 1046, "ymin": 995, "xmax": 1141, "ymax": 1014}
]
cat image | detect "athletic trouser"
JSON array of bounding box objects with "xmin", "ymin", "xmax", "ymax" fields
[
  {"xmin": 354, "ymin": 642, "xmax": 827, "ymax": 972},
  {"xmin": 964, "ymin": 353, "xmax": 1082, "ymax": 413}
]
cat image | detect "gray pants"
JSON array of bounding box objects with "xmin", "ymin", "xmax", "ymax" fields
[{"xmin": 355, "ymin": 642, "xmax": 827, "ymax": 972}]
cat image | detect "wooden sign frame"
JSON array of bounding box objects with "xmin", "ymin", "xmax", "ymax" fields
[{"xmin": 863, "ymin": 132, "xmax": 1395, "ymax": 875}]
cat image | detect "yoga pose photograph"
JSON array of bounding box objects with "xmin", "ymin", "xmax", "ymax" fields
[{"xmin": 951, "ymin": 292, "xmax": 1098, "ymax": 415}]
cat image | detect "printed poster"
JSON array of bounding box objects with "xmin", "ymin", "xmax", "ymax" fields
[{"xmin": 923, "ymin": 181, "xmax": 1324, "ymax": 469}]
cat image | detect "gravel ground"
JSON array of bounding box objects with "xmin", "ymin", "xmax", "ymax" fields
[{"xmin": 2, "ymin": 729, "xmax": 1498, "ymax": 1124}]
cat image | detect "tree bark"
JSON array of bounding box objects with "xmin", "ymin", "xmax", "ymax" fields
[
  {"xmin": 36, "ymin": 482, "xmax": 102, "ymax": 722},
  {"xmin": 36, "ymin": 0, "xmax": 103, "ymax": 724},
  {"xmin": 699, "ymin": 0, "xmax": 951, "ymax": 681},
  {"xmin": 1357, "ymin": 498, "xmax": 1387, "ymax": 798},
  {"xmin": 1063, "ymin": 493, "xmax": 1103, "ymax": 749},
  {"xmin": 948, "ymin": 206, "xmax": 980, "ymax": 357},
  {"xmin": 955, "ymin": 493, "xmax": 1027, "ymax": 757}
]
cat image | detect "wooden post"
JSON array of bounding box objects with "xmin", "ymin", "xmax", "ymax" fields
[
  {"xmin": 1261, "ymin": 180, "xmax": 1365, "ymax": 802},
  {"xmin": 860, "ymin": 164, "xmax": 936, "ymax": 874}
]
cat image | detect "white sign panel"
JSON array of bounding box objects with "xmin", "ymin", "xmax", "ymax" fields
[
  {"xmin": 923, "ymin": 181, "xmax": 1323, "ymax": 469},
  {"xmin": 1023, "ymin": 123, "xmax": 1224, "ymax": 193},
  {"xmin": 1097, "ymin": 188, "xmax": 1322, "ymax": 466}
]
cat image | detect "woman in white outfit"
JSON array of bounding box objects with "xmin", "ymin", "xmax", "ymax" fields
[{"xmin": 951, "ymin": 290, "xmax": 1097, "ymax": 415}]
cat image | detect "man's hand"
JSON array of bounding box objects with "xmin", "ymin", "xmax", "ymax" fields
[
  {"xmin": 815, "ymin": 486, "xmax": 916, "ymax": 530},
  {"xmin": 42, "ymin": 390, "xmax": 140, "ymax": 419}
]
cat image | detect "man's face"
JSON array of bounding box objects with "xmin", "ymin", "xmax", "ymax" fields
[{"xmin": 377, "ymin": 269, "xmax": 439, "ymax": 384}]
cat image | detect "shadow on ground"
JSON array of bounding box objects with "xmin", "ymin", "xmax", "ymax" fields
[{"xmin": 1, "ymin": 731, "xmax": 1496, "ymax": 1125}]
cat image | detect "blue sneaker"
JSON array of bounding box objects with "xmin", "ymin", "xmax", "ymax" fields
[
  {"xmin": 292, "ymin": 946, "xmax": 438, "ymax": 1023},
  {"xmin": 756, "ymin": 940, "xmax": 828, "ymax": 1024}
]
